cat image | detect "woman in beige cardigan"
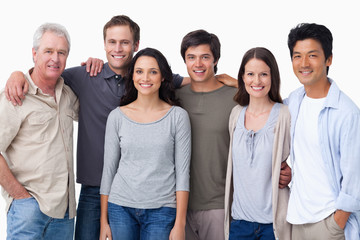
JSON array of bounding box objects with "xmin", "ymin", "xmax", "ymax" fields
[{"xmin": 224, "ymin": 47, "xmax": 291, "ymax": 240}]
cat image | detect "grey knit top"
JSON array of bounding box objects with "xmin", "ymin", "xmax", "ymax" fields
[{"xmin": 100, "ymin": 106, "xmax": 191, "ymax": 209}]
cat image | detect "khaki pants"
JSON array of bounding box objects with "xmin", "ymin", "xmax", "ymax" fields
[
  {"xmin": 292, "ymin": 212, "xmax": 345, "ymax": 240},
  {"xmin": 185, "ymin": 209, "xmax": 225, "ymax": 240}
]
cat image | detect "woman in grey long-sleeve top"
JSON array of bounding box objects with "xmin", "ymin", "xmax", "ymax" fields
[{"xmin": 99, "ymin": 48, "xmax": 191, "ymax": 240}]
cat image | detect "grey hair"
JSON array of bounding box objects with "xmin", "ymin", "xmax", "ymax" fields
[{"xmin": 33, "ymin": 23, "xmax": 71, "ymax": 52}]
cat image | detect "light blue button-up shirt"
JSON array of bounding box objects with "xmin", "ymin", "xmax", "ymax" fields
[{"xmin": 285, "ymin": 79, "xmax": 360, "ymax": 239}]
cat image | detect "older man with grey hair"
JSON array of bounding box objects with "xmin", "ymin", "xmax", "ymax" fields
[{"xmin": 0, "ymin": 23, "xmax": 78, "ymax": 239}]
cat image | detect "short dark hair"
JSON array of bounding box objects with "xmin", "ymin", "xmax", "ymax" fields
[
  {"xmin": 120, "ymin": 48, "xmax": 179, "ymax": 106},
  {"xmin": 234, "ymin": 47, "xmax": 283, "ymax": 106},
  {"xmin": 180, "ymin": 29, "xmax": 221, "ymax": 73},
  {"xmin": 288, "ymin": 23, "xmax": 333, "ymax": 74},
  {"xmin": 103, "ymin": 15, "xmax": 140, "ymax": 44}
]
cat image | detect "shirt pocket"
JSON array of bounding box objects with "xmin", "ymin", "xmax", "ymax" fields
[{"xmin": 27, "ymin": 111, "xmax": 55, "ymax": 142}]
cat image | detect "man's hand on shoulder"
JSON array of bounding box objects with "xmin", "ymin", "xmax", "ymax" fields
[
  {"xmin": 216, "ymin": 74, "xmax": 238, "ymax": 88},
  {"xmin": 5, "ymin": 71, "xmax": 28, "ymax": 106},
  {"xmin": 80, "ymin": 57, "xmax": 104, "ymax": 77}
]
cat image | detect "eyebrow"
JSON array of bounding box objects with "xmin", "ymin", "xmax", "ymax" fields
[
  {"xmin": 135, "ymin": 67, "xmax": 160, "ymax": 71},
  {"xmin": 293, "ymin": 49, "xmax": 320, "ymax": 55},
  {"xmin": 44, "ymin": 48, "xmax": 68, "ymax": 53},
  {"xmin": 186, "ymin": 53, "xmax": 211, "ymax": 57}
]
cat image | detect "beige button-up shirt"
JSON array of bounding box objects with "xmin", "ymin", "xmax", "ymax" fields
[{"xmin": 0, "ymin": 70, "xmax": 79, "ymax": 219}]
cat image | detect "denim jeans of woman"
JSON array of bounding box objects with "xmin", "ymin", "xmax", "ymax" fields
[
  {"xmin": 108, "ymin": 202, "xmax": 176, "ymax": 240},
  {"xmin": 229, "ymin": 219, "xmax": 275, "ymax": 240}
]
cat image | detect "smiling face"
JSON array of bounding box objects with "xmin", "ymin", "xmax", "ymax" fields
[
  {"xmin": 32, "ymin": 31, "xmax": 69, "ymax": 82},
  {"xmin": 104, "ymin": 25, "xmax": 139, "ymax": 75},
  {"xmin": 133, "ymin": 56, "xmax": 163, "ymax": 97},
  {"xmin": 292, "ymin": 38, "xmax": 332, "ymax": 90},
  {"xmin": 184, "ymin": 44, "xmax": 217, "ymax": 84},
  {"xmin": 243, "ymin": 58, "xmax": 271, "ymax": 100}
]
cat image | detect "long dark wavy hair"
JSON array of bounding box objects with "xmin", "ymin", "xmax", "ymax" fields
[
  {"xmin": 120, "ymin": 47, "xmax": 180, "ymax": 106},
  {"xmin": 234, "ymin": 47, "xmax": 283, "ymax": 106}
]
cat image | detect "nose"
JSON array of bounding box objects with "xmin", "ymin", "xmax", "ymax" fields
[
  {"xmin": 254, "ymin": 75, "xmax": 261, "ymax": 84},
  {"xmin": 195, "ymin": 57, "xmax": 202, "ymax": 67},
  {"xmin": 51, "ymin": 52, "xmax": 60, "ymax": 62},
  {"xmin": 115, "ymin": 42, "xmax": 122, "ymax": 52},
  {"xmin": 143, "ymin": 72, "xmax": 150, "ymax": 82},
  {"xmin": 301, "ymin": 56, "xmax": 309, "ymax": 67}
]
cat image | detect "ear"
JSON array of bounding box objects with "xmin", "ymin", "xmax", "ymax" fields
[
  {"xmin": 134, "ymin": 41, "xmax": 140, "ymax": 52},
  {"xmin": 32, "ymin": 48, "xmax": 37, "ymax": 63},
  {"xmin": 326, "ymin": 54, "xmax": 333, "ymax": 67}
]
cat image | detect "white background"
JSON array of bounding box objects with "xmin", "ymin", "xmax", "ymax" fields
[{"xmin": 1, "ymin": 0, "xmax": 359, "ymax": 238}]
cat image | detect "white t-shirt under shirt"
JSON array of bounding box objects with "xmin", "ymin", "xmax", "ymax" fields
[{"xmin": 287, "ymin": 95, "xmax": 336, "ymax": 224}]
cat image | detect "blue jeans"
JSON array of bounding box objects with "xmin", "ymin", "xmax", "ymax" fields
[
  {"xmin": 108, "ymin": 202, "xmax": 176, "ymax": 240},
  {"xmin": 75, "ymin": 185, "xmax": 101, "ymax": 240},
  {"xmin": 229, "ymin": 219, "xmax": 275, "ymax": 240},
  {"xmin": 7, "ymin": 197, "xmax": 74, "ymax": 240}
]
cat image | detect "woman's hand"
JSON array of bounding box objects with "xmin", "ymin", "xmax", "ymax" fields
[
  {"xmin": 169, "ymin": 223, "xmax": 185, "ymax": 240},
  {"xmin": 99, "ymin": 222, "xmax": 112, "ymax": 240}
]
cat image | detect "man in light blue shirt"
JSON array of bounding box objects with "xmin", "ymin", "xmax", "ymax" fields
[{"xmin": 285, "ymin": 23, "xmax": 360, "ymax": 240}]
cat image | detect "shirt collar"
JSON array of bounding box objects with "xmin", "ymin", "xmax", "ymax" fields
[
  {"xmin": 103, "ymin": 62, "xmax": 123, "ymax": 80},
  {"xmin": 296, "ymin": 77, "xmax": 340, "ymax": 110},
  {"xmin": 26, "ymin": 68, "xmax": 65, "ymax": 96},
  {"xmin": 323, "ymin": 78, "xmax": 340, "ymax": 109}
]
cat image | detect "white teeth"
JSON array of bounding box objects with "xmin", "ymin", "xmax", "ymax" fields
[
  {"xmin": 140, "ymin": 84, "xmax": 152, "ymax": 87},
  {"xmin": 252, "ymin": 87, "xmax": 263, "ymax": 90},
  {"xmin": 194, "ymin": 70, "xmax": 204, "ymax": 73},
  {"xmin": 114, "ymin": 56, "xmax": 124, "ymax": 59}
]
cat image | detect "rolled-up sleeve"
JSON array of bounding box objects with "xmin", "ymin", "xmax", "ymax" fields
[
  {"xmin": 0, "ymin": 94, "xmax": 21, "ymax": 153},
  {"xmin": 335, "ymin": 111, "xmax": 360, "ymax": 212}
]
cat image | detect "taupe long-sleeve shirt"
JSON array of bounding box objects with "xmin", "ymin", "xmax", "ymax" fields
[{"xmin": 0, "ymin": 70, "xmax": 78, "ymax": 218}]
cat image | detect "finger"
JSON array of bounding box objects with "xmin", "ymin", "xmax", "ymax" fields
[
  {"xmin": 279, "ymin": 182, "xmax": 290, "ymax": 188},
  {"xmin": 86, "ymin": 58, "xmax": 92, "ymax": 73},
  {"xmin": 280, "ymin": 171, "xmax": 291, "ymax": 177},
  {"xmin": 16, "ymin": 85, "xmax": 25, "ymax": 100},
  {"xmin": 90, "ymin": 63, "xmax": 96, "ymax": 77},
  {"xmin": 23, "ymin": 81, "xmax": 29, "ymax": 95},
  {"xmin": 8, "ymin": 87, "xmax": 20, "ymax": 106},
  {"xmin": 93, "ymin": 62, "xmax": 100, "ymax": 76},
  {"xmin": 99, "ymin": 61, "xmax": 104, "ymax": 73},
  {"xmin": 93, "ymin": 66, "xmax": 98, "ymax": 76},
  {"xmin": 5, "ymin": 85, "xmax": 10, "ymax": 101},
  {"xmin": 80, "ymin": 61, "xmax": 86, "ymax": 66},
  {"xmin": 9, "ymin": 95, "xmax": 21, "ymax": 106}
]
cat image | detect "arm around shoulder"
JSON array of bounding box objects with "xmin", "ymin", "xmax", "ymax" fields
[{"xmin": 5, "ymin": 71, "xmax": 28, "ymax": 106}]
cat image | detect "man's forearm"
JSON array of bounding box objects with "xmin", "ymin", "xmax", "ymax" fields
[
  {"xmin": 0, "ymin": 154, "xmax": 30, "ymax": 199},
  {"xmin": 334, "ymin": 209, "xmax": 351, "ymax": 229}
]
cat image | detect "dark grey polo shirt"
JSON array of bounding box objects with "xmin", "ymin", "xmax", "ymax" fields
[{"xmin": 62, "ymin": 63, "xmax": 183, "ymax": 186}]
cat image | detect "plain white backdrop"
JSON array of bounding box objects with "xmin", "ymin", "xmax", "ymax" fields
[{"xmin": 1, "ymin": 0, "xmax": 359, "ymax": 238}]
